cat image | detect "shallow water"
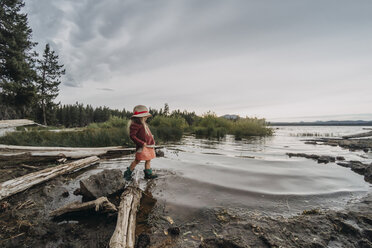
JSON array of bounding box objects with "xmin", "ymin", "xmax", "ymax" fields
[{"xmin": 63, "ymin": 126, "xmax": 371, "ymax": 215}]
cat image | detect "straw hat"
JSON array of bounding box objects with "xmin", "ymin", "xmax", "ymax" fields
[{"xmin": 131, "ymin": 105, "xmax": 152, "ymax": 118}]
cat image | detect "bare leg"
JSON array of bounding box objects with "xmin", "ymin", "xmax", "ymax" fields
[
  {"xmin": 145, "ymin": 160, "xmax": 151, "ymax": 170},
  {"xmin": 130, "ymin": 159, "xmax": 141, "ymax": 171}
]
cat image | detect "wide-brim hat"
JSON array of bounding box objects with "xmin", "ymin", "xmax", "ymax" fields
[{"xmin": 131, "ymin": 105, "xmax": 152, "ymax": 118}]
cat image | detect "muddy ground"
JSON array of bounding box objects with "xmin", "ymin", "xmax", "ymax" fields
[{"xmin": 1, "ymin": 147, "xmax": 372, "ymax": 247}]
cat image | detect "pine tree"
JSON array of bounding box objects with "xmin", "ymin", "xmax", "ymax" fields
[
  {"xmin": 164, "ymin": 103, "xmax": 169, "ymax": 116},
  {"xmin": 36, "ymin": 43, "xmax": 65, "ymax": 125},
  {"xmin": 0, "ymin": 0, "xmax": 38, "ymax": 116}
]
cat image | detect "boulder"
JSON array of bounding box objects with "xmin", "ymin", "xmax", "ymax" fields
[
  {"xmin": 317, "ymin": 155, "xmax": 336, "ymax": 164},
  {"xmin": 155, "ymin": 149, "xmax": 165, "ymax": 157},
  {"xmin": 336, "ymin": 156, "xmax": 345, "ymax": 161},
  {"xmin": 364, "ymin": 164, "xmax": 372, "ymax": 183},
  {"xmin": 79, "ymin": 169, "xmax": 125, "ymax": 200}
]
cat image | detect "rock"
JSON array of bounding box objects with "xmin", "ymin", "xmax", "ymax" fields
[
  {"xmin": 305, "ymin": 141, "xmax": 317, "ymax": 145},
  {"xmin": 61, "ymin": 190, "xmax": 69, "ymax": 198},
  {"xmin": 73, "ymin": 188, "xmax": 81, "ymax": 196},
  {"xmin": 79, "ymin": 169, "xmax": 125, "ymax": 199},
  {"xmin": 199, "ymin": 238, "xmax": 244, "ymax": 248},
  {"xmin": 349, "ymin": 162, "xmax": 367, "ymax": 175},
  {"xmin": 336, "ymin": 156, "xmax": 345, "ymax": 161},
  {"xmin": 0, "ymin": 201, "xmax": 10, "ymax": 212},
  {"xmin": 364, "ymin": 164, "xmax": 372, "ymax": 183},
  {"xmin": 136, "ymin": 233, "xmax": 150, "ymax": 248},
  {"xmin": 337, "ymin": 162, "xmax": 350, "ymax": 168},
  {"xmin": 155, "ymin": 149, "xmax": 165, "ymax": 157},
  {"xmin": 168, "ymin": 227, "xmax": 180, "ymax": 235},
  {"xmin": 317, "ymin": 156, "xmax": 336, "ymax": 164},
  {"xmin": 337, "ymin": 161, "xmax": 372, "ymax": 183}
]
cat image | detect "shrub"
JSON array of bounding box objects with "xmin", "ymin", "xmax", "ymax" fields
[
  {"xmin": 149, "ymin": 115, "xmax": 188, "ymax": 142},
  {"xmin": 0, "ymin": 116, "xmax": 131, "ymax": 147},
  {"xmin": 190, "ymin": 113, "xmax": 272, "ymax": 139}
]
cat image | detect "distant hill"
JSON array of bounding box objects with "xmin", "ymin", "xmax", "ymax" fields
[
  {"xmin": 221, "ymin": 114, "xmax": 240, "ymax": 120},
  {"xmin": 269, "ymin": 120, "xmax": 372, "ymax": 126}
]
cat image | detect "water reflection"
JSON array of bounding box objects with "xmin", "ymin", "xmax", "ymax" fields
[{"xmin": 149, "ymin": 126, "xmax": 371, "ymax": 211}]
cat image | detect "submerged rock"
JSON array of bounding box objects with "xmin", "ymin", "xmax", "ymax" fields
[
  {"xmin": 316, "ymin": 138, "xmax": 372, "ymax": 151},
  {"xmin": 155, "ymin": 149, "xmax": 165, "ymax": 157},
  {"xmin": 337, "ymin": 161, "xmax": 372, "ymax": 183},
  {"xmin": 79, "ymin": 169, "xmax": 125, "ymax": 199},
  {"xmin": 336, "ymin": 156, "xmax": 345, "ymax": 161},
  {"xmin": 286, "ymin": 153, "xmax": 336, "ymax": 164}
]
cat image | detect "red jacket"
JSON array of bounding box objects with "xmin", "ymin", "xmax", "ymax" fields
[{"xmin": 129, "ymin": 122, "xmax": 155, "ymax": 151}]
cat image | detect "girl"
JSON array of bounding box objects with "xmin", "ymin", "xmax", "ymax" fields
[{"xmin": 124, "ymin": 105, "xmax": 158, "ymax": 180}]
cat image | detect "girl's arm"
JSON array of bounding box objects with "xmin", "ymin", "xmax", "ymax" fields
[{"xmin": 129, "ymin": 124, "xmax": 146, "ymax": 147}]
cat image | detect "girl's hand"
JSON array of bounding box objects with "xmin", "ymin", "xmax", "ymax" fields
[{"xmin": 143, "ymin": 143, "xmax": 147, "ymax": 147}]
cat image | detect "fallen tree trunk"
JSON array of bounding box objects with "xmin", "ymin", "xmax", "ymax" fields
[
  {"xmin": 50, "ymin": 196, "xmax": 117, "ymax": 218},
  {"xmin": 0, "ymin": 144, "xmax": 162, "ymax": 159},
  {"xmin": 0, "ymin": 119, "xmax": 40, "ymax": 129},
  {"xmin": 0, "ymin": 152, "xmax": 66, "ymax": 163},
  {"xmin": 109, "ymin": 182, "xmax": 142, "ymax": 248},
  {"xmin": 342, "ymin": 131, "xmax": 372, "ymax": 139},
  {"xmin": 0, "ymin": 156, "xmax": 100, "ymax": 201}
]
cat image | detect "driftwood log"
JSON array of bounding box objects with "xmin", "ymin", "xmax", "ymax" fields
[
  {"xmin": 0, "ymin": 152, "xmax": 66, "ymax": 163},
  {"xmin": 0, "ymin": 144, "xmax": 162, "ymax": 159},
  {"xmin": 0, "ymin": 119, "xmax": 39, "ymax": 128},
  {"xmin": 0, "ymin": 156, "xmax": 100, "ymax": 200},
  {"xmin": 109, "ymin": 182, "xmax": 142, "ymax": 248},
  {"xmin": 50, "ymin": 196, "xmax": 117, "ymax": 218}
]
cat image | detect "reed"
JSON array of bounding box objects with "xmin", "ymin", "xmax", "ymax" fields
[
  {"xmin": 0, "ymin": 116, "xmax": 131, "ymax": 147},
  {"xmin": 149, "ymin": 115, "xmax": 188, "ymax": 142},
  {"xmin": 0, "ymin": 114, "xmax": 273, "ymax": 147}
]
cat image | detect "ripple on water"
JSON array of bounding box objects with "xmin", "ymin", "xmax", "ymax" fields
[{"xmin": 150, "ymin": 127, "xmax": 371, "ymax": 212}]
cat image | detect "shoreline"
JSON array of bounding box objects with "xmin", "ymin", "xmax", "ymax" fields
[{"xmin": 0, "ymin": 128, "xmax": 371, "ymax": 247}]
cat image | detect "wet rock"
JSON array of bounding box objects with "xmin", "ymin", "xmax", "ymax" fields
[
  {"xmin": 136, "ymin": 233, "xmax": 150, "ymax": 248},
  {"xmin": 155, "ymin": 149, "xmax": 164, "ymax": 157},
  {"xmin": 155, "ymin": 149, "xmax": 165, "ymax": 157},
  {"xmin": 336, "ymin": 156, "xmax": 345, "ymax": 161},
  {"xmin": 168, "ymin": 226, "xmax": 180, "ymax": 235},
  {"xmin": 338, "ymin": 161, "xmax": 368, "ymax": 173},
  {"xmin": 302, "ymin": 209, "xmax": 321, "ymax": 215},
  {"xmin": 349, "ymin": 161, "xmax": 367, "ymax": 174},
  {"xmin": 73, "ymin": 188, "xmax": 81, "ymax": 196},
  {"xmin": 286, "ymin": 153, "xmax": 319, "ymax": 160},
  {"xmin": 364, "ymin": 164, "xmax": 372, "ymax": 183},
  {"xmin": 79, "ymin": 169, "xmax": 125, "ymax": 200},
  {"xmin": 317, "ymin": 155, "xmax": 335, "ymax": 164},
  {"xmin": 305, "ymin": 141, "xmax": 317, "ymax": 145},
  {"xmin": 358, "ymin": 239, "xmax": 372, "ymax": 248},
  {"xmin": 318, "ymin": 138, "xmax": 372, "ymax": 151},
  {"xmin": 61, "ymin": 190, "xmax": 69, "ymax": 198},
  {"xmin": 0, "ymin": 201, "xmax": 10, "ymax": 212},
  {"xmin": 199, "ymin": 238, "xmax": 244, "ymax": 248},
  {"xmin": 286, "ymin": 153, "xmax": 336, "ymax": 164},
  {"xmin": 337, "ymin": 161, "xmax": 372, "ymax": 183}
]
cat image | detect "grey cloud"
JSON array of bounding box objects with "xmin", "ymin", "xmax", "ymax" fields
[
  {"xmin": 24, "ymin": 0, "xmax": 372, "ymax": 120},
  {"xmin": 26, "ymin": 0, "xmax": 372, "ymax": 83}
]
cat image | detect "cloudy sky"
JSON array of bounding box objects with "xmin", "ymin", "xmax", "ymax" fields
[{"xmin": 25, "ymin": 0, "xmax": 372, "ymax": 121}]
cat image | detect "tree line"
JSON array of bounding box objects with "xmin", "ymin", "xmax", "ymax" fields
[
  {"xmin": 41, "ymin": 102, "xmax": 197, "ymax": 128},
  {"xmin": 0, "ymin": 1, "xmax": 199, "ymax": 128},
  {"xmin": 1, "ymin": 0, "xmax": 64, "ymax": 125}
]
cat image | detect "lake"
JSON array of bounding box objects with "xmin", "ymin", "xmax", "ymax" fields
[{"xmin": 71, "ymin": 125, "xmax": 371, "ymax": 216}]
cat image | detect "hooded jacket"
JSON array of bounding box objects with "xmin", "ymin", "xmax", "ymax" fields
[{"xmin": 129, "ymin": 122, "xmax": 155, "ymax": 151}]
